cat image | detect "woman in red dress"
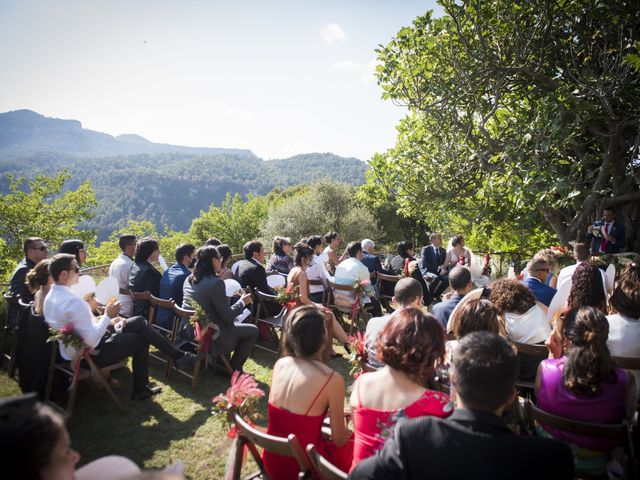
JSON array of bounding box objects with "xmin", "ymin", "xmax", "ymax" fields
[
  {"xmin": 349, "ymin": 307, "xmax": 454, "ymax": 470},
  {"xmin": 263, "ymin": 305, "xmax": 353, "ymax": 479}
]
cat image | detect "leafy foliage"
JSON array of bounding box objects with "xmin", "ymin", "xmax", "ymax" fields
[
  {"xmin": 367, "ymin": 0, "xmax": 640, "ymax": 251},
  {"xmin": 0, "ymin": 171, "xmax": 96, "ymax": 278}
]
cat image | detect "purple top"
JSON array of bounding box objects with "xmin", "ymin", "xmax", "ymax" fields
[{"xmin": 537, "ymin": 357, "xmax": 627, "ymax": 451}]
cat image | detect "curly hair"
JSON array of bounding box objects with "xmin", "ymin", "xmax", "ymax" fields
[
  {"xmin": 534, "ymin": 249, "xmax": 559, "ymax": 272},
  {"xmin": 450, "ymin": 298, "xmax": 501, "ymax": 339},
  {"xmin": 281, "ymin": 305, "xmax": 326, "ymax": 358},
  {"xmin": 377, "ymin": 307, "xmax": 445, "ymax": 385},
  {"xmin": 562, "ymin": 307, "xmax": 616, "ymax": 397},
  {"xmin": 567, "ymin": 262, "xmax": 606, "ymax": 312},
  {"xmin": 609, "ymin": 262, "xmax": 640, "ymax": 319},
  {"xmin": 488, "ymin": 279, "xmax": 536, "ymax": 314},
  {"xmin": 25, "ymin": 259, "xmax": 50, "ymax": 294}
]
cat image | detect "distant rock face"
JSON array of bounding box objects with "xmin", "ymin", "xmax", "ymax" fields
[{"xmin": 0, "ymin": 109, "xmax": 255, "ymax": 158}]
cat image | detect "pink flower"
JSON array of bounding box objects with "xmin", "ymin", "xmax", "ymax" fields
[
  {"xmin": 60, "ymin": 323, "xmax": 74, "ymax": 335},
  {"xmin": 212, "ymin": 371, "xmax": 264, "ymax": 408}
]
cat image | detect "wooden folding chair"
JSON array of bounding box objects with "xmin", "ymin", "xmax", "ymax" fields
[
  {"xmin": 170, "ymin": 304, "xmax": 233, "ymax": 392},
  {"xmin": 1, "ymin": 292, "xmax": 24, "ymax": 373},
  {"xmin": 512, "ymin": 342, "xmax": 547, "ymax": 396},
  {"xmin": 308, "ymin": 278, "xmax": 325, "ymax": 303},
  {"xmin": 129, "ymin": 290, "xmax": 155, "ymax": 321},
  {"xmin": 306, "ymin": 443, "xmax": 348, "ymax": 480},
  {"xmin": 147, "ymin": 294, "xmax": 177, "ymax": 375},
  {"xmin": 45, "ymin": 340, "xmax": 126, "ymax": 418},
  {"xmin": 376, "ymin": 272, "xmax": 401, "ymax": 314},
  {"xmin": 524, "ymin": 399, "xmax": 635, "ymax": 479},
  {"xmin": 613, "ymin": 356, "xmax": 640, "ymax": 371},
  {"xmin": 253, "ymin": 288, "xmax": 288, "ymax": 354},
  {"xmin": 325, "ymin": 280, "xmax": 371, "ymax": 334},
  {"xmin": 230, "ymin": 411, "xmax": 311, "ymax": 480}
]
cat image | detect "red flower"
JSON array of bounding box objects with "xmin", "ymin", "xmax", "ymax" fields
[
  {"xmin": 60, "ymin": 323, "xmax": 75, "ymax": 335},
  {"xmin": 212, "ymin": 371, "xmax": 265, "ymax": 408}
]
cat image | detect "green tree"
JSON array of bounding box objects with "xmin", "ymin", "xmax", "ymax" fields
[
  {"xmin": 260, "ymin": 181, "xmax": 381, "ymax": 247},
  {"xmin": 368, "ymin": 0, "xmax": 640, "ymax": 251},
  {"xmin": 86, "ymin": 220, "xmax": 159, "ymax": 267},
  {"xmin": 0, "ymin": 172, "xmax": 96, "ymax": 278},
  {"xmin": 189, "ymin": 194, "xmax": 269, "ymax": 252}
]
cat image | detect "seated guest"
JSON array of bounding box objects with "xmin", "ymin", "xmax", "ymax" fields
[
  {"xmin": 607, "ymin": 262, "xmax": 640, "ymax": 383},
  {"xmin": 156, "ymin": 243, "xmax": 196, "ymax": 330},
  {"xmin": 58, "ymin": 239, "xmax": 87, "ymax": 266},
  {"xmin": 320, "ymin": 231, "xmax": 343, "ymax": 274},
  {"xmin": 567, "ymin": 262, "xmax": 607, "ymax": 313},
  {"xmin": 446, "ymin": 298, "xmax": 502, "ymax": 362},
  {"xmin": 129, "ymin": 237, "xmax": 162, "ymax": 319},
  {"xmin": 522, "ymin": 258, "xmax": 557, "ymax": 307},
  {"xmin": 406, "ymin": 260, "xmax": 433, "ymax": 306},
  {"xmin": 432, "ymin": 266, "xmax": 473, "ymax": 329},
  {"xmin": 441, "ymin": 234, "xmax": 471, "ymax": 271},
  {"xmin": 204, "ymin": 237, "xmax": 221, "ymax": 247},
  {"xmin": 287, "ymin": 244, "xmax": 350, "ymax": 360},
  {"xmin": 389, "ymin": 240, "xmax": 415, "ymax": 275},
  {"xmin": 349, "ymin": 331, "xmax": 574, "ymax": 479},
  {"xmin": 350, "ymin": 308, "xmax": 453, "ymax": 469},
  {"xmin": 45, "ymin": 254, "xmax": 195, "ymax": 400},
  {"xmin": 557, "ymin": 243, "xmax": 590, "ymax": 290},
  {"xmin": 539, "ymin": 307, "xmax": 636, "ymax": 476},
  {"xmin": 360, "ymin": 239, "xmax": 388, "ymax": 287},
  {"xmin": 305, "ymin": 235, "xmax": 331, "ymax": 303},
  {"xmin": 0, "ymin": 393, "xmax": 144, "ymax": 480},
  {"xmin": 334, "ymin": 241, "xmax": 382, "ymax": 317},
  {"xmin": 8, "ymin": 237, "xmax": 48, "ymax": 326},
  {"xmin": 365, "ymin": 278, "xmax": 424, "ymax": 368},
  {"xmin": 266, "ymin": 236, "xmax": 294, "ymax": 274},
  {"xmin": 419, "ymin": 232, "xmax": 448, "ymax": 301},
  {"xmin": 25, "ymin": 259, "xmax": 52, "ymax": 315},
  {"xmin": 489, "ymin": 279, "xmax": 550, "ymax": 345},
  {"xmin": 216, "ymin": 244, "xmax": 235, "ymax": 280},
  {"xmin": 232, "ymin": 240, "xmax": 279, "ymax": 316},
  {"xmin": 108, "ymin": 234, "xmax": 137, "ymax": 317},
  {"xmin": 183, "ymin": 246, "xmax": 257, "ymax": 373},
  {"xmin": 534, "ymin": 249, "xmax": 559, "ymax": 289},
  {"xmin": 264, "ymin": 305, "xmax": 352, "ymax": 479}
]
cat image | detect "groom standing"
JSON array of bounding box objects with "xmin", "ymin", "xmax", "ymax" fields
[{"xmin": 420, "ymin": 233, "xmax": 448, "ymax": 301}]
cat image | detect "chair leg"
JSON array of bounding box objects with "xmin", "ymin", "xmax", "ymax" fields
[
  {"xmin": 219, "ymin": 354, "xmax": 234, "ymax": 375},
  {"xmin": 67, "ymin": 381, "xmax": 78, "ymax": 419},
  {"xmin": 191, "ymin": 358, "xmax": 202, "ymax": 393},
  {"xmin": 86, "ymin": 358, "xmax": 125, "ymax": 414}
]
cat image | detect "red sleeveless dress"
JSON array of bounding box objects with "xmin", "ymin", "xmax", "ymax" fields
[{"xmin": 262, "ymin": 371, "xmax": 353, "ymax": 479}]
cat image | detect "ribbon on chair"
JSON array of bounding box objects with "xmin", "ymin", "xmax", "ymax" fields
[
  {"xmin": 194, "ymin": 321, "xmax": 220, "ymax": 357},
  {"xmin": 350, "ymin": 290, "xmax": 362, "ymax": 323}
]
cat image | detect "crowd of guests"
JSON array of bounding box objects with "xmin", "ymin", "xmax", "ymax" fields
[{"xmin": 3, "ymin": 207, "xmax": 639, "ymax": 478}]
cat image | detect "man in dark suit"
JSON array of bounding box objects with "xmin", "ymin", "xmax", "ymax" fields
[
  {"xmin": 419, "ymin": 232, "xmax": 448, "ymax": 300},
  {"xmin": 360, "ymin": 239, "xmax": 388, "ymax": 286},
  {"xmin": 349, "ymin": 331, "xmax": 574, "ymax": 480},
  {"xmin": 585, "ymin": 207, "xmax": 626, "ymax": 255},
  {"xmin": 431, "ymin": 266, "xmax": 472, "ymax": 329},
  {"xmin": 8, "ymin": 237, "xmax": 48, "ymax": 326},
  {"xmin": 233, "ymin": 240, "xmax": 279, "ymax": 316},
  {"xmin": 129, "ymin": 238, "xmax": 162, "ymax": 318}
]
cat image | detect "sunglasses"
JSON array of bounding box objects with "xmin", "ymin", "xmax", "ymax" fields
[
  {"xmin": 69, "ymin": 266, "xmax": 80, "ymax": 273},
  {"xmin": 31, "ymin": 246, "xmax": 48, "ymax": 251}
]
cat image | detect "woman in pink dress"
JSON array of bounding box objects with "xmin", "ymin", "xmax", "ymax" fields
[
  {"xmin": 349, "ymin": 307, "xmax": 454, "ymax": 470},
  {"xmin": 263, "ymin": 305, "xmax": 352, "ymax": 479}
]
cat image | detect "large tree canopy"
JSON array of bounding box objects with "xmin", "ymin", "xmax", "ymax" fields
[{"xmin": 368, "ymin": 0, "xmax": 640, "ymax": 251}]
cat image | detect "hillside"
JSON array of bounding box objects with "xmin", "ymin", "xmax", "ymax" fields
[{"xmin": 0, "ymin": 111, "xmax": 368, "ymax": 240}]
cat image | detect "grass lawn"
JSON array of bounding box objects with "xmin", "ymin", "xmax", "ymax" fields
[{"xmin": 0, "ymin": 343, "xmax": 353, "ymax": 479}]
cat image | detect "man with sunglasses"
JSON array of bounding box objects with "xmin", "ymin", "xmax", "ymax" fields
[
  {"xmin": 521, "ymin": 258, "xmax": 557, "ymax": 307},
  {"xmin": 7, "ymin": 237, "xmax": 48, "ymax": 327}
]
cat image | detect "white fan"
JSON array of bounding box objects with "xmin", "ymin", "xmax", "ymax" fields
[
  {"xmin": 70, "ymin": 275, "xmax": 96, "ymax": 299},
  {"xmin": 267, "ymin": 274, "xmax": 286, "ymax": 289},
  {"xmin": 157, "ymin": 254, "xmax": 168, "ymax": 271},
  {"xmin": 224, "ymin": 278, "xmax": 242, "ymax": 298},
  {"xmin": 546, "ymin": 279, "xmax": 571, "ymax": 324},
  {"xmin": 95, "ymin": 276, "xmax": 119, "ymax": 305},
  {"xmin": 605, "ymin": 264, "xmax": 615, "ymax": 293}
]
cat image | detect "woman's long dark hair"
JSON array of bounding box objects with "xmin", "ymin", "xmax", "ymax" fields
[
  {"xmin": 189, "ymin": 245, "xmax": 220, "ymax": 284},
  {"xmin": 562, "ymin": 307, "xmax": 616, "ymax": 397},
  {"xmin": 609, "ymin": 262, "xmax": 640, "ymax": 319},
  {"xmin": 281, "ymin": 305, "xmax": 326, "ymax": 358},
  {"xmin": 567, "ymin": 262, "xmax": 606, "ymax": 312}
]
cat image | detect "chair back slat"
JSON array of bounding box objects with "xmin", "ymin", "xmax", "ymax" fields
[
  {"xmin": 306, "ymin": 443, "xmax": 348, "ymax": 480},
  {"xmin": 149, "ymin": 294, "xmax": 176, "ymax": 309},
  {"xmin": 173, "ymin": 304, "xmax": 195, "ymax": 319},
  {"xmin": 308, "ymin": 278, "xmax": 323, "ymax": 286},
  {"xmin": 129, "ymin": 290, "xmax": 151, "ymax": 301},
  {"xmin": 613, "ymin": 356, "xmax": 640, "ymax": 371},
  {"xmin": 513, "ymin": 342, "xmax": 547, "ymax": 358}
]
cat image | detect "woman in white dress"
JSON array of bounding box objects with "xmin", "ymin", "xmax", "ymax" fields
[{"xmin": 441, "ymin": 235, "xmax": 472, "ymax": 272}]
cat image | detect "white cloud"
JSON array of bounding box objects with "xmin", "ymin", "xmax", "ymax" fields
[
  {"xmin": 321, "ymin": 23, "xmax": 348, "ymax": 43},
  {"xmin": 333, "ymin": 58, "xmax": 378, "ymax": 83}
]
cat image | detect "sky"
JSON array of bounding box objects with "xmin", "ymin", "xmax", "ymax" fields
[{"xmin": 0, "ymin": 0, "xmax": 441, "ymax": 160}]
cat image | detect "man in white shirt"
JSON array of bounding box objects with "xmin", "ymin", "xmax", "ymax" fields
[
  {"xmin": 306, "ymin": 235, "xmax": 332, "ymax": 303},
  {"xmin": 108, "ymin": 234, "xmax": 137, "ymax": 317},
  {"xmin": 334, "ymin": 241, "xmax": 382, "ymax": 316},
  {"xmin": 45, "ymin": 253, "xmax": 195, "ymax": 400}
]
